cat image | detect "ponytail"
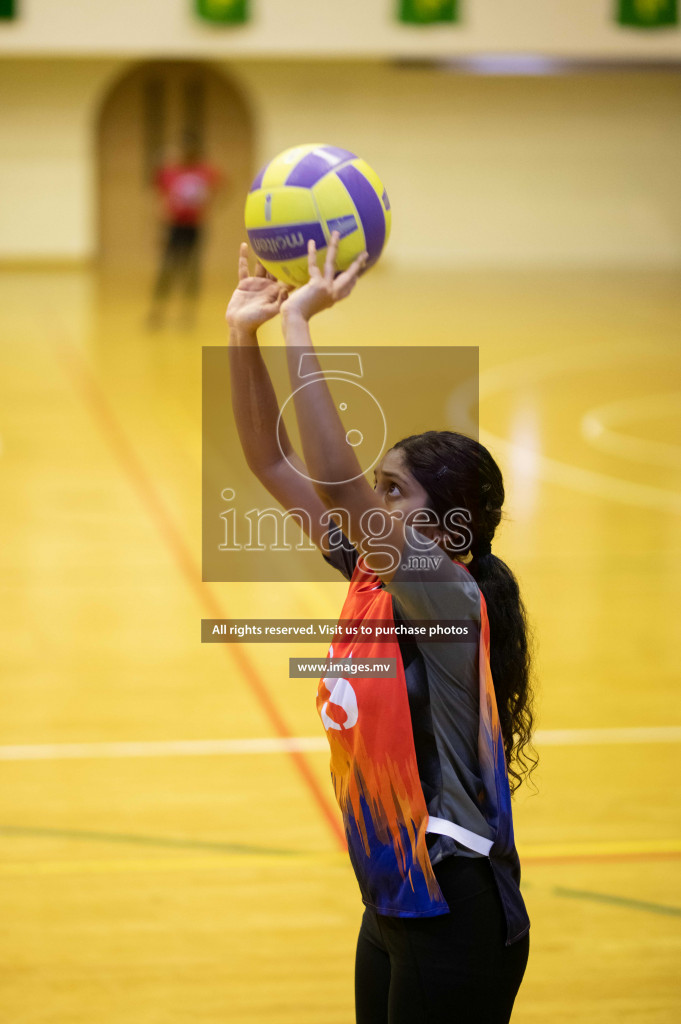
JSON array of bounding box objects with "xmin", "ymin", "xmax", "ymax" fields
[
  {"xmin": 468, "ymin": 552, "xmax": 537, "ymax": 794},
  {"xmin": 392, "ymin": 430, "xmax": 538, "ymax": 794}
]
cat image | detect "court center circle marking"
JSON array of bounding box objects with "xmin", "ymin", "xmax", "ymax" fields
[{"xmin": 447, "ymin": 341, "xmax": 681, "ymax": 514}]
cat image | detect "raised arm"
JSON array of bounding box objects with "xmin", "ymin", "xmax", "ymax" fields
[
  {"xmin": 226, "ymin": 245, "xmax": 339, "ymax": 552},
  {"xmin": 279, "ymin": 233, "xmax": 408, "ymax": 581}
]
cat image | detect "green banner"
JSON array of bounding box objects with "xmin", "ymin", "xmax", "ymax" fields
[
  {"xmin": 399, "ymin": 0, "xmax": 458, "ymax": 25},
  {"xmin": 196, "ymin": 0, "xmax": 249, "ymax": 24},
  {"xmin": 617, "ymin": 0, "xmax": 678, "ymax": 26},
  {"xmin": 0, "ymin": 0, "xmax": 16, "ymax": 20}
]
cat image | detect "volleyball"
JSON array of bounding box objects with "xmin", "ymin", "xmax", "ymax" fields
[{"xmin": 244, "ymin": 143, "xmax": 391, "ymax": 286}]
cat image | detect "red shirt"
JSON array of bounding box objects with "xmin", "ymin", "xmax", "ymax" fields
[{"xmin": 155, "ymin": 163, "xmax": 221, "ymax": 226}]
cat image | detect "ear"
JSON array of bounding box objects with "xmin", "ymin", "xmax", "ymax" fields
[{"xmin": 418, "ymin": 524, "xmax": 445, "ymax": 547}]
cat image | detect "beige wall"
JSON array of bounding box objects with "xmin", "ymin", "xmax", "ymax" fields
[
  {"xmin": 240, "ymin": 62, "xmax": 681, "ymax": 267},
  {"xmin": 1, "ymin": 0, "xmax": 681, "ymax": 59},
  {"xmin": 0, "ymin": 60, "xmax": 120, "ymax": 261},
  {"xmin": 1, "ymin": 59, "xmax": 680, "ymax": 267}
]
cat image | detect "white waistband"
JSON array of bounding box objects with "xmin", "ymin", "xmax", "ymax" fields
[{"xmin": 425, "ymin": 815, "xmax": 494, "ymax": 857}]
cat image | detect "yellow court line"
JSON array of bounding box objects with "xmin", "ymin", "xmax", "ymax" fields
[{"xmin": 1, "ymin": 840, "xmax": 680, "ymax": 878}]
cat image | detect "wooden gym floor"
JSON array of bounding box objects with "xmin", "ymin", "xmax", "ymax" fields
[{"xmin": 0, "ymin": 263, "xmax": 679, "ymax": 1023}]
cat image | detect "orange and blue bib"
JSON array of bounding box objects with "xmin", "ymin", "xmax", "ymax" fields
[{"xmin": 317, "ymin": 555, "xmax": 529, "ymax": 941}]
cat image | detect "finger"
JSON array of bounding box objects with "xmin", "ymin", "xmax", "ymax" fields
[
  {"xmin": 335, "ymin": 279, "xmax": 357, "ymax": 301},
  {"xmin": 332, "ymin": 251, "xmax": 368, "ymax": 294},
  {"xmin": 238, "ymin": 242, "xmax": 250, "ymax": 281},
  {"xmin": 242, "ymin": 277, "xmax": 275, "ymax": 294},
  {"xmin": 278, "ymin": 282, "xmax": 296, "ymax": 306},
  {"xmin": 254, "ymin": 261, "xmax": 267, "ymax": 279},
  {"xmin": 324, "ymin": 231, "xmax": 340, "ymax": 280},
  {"xmin": 307, "ymin": 238, "xmax": 321, "ymax": 277},
  {"xmin": 353, "ymin": 250, "xmax": 369, "ymax": 273},
  {"xmin": 347, "ymin": 251, "xmax": 369, "ymax": 280},
  {"xmin": 266, "ymin": 270, "xmax": 278, "ymax": 282}
]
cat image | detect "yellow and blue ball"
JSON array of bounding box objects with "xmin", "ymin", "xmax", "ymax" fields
[{"xmin": 244, "ymin": 143, "xmax": 391, "ymax": 286}]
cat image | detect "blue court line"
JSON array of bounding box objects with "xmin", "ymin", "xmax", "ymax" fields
[
  {"xmin": 0, "ymin": 825, "xmax": 300, "ymax": 858},
  {"xmin": 553, "ymin": 885, "xmax": 681, "ymax": 918}
]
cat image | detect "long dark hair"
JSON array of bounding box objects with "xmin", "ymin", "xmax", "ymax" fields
[{"xmin": 392, "ymin": 430, "xmax": 537, "ymax": 795}]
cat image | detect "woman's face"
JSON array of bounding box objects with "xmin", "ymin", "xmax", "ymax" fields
[{"xmin": 372, "ymin": 447, "xmax": 444, "ymax": 546}]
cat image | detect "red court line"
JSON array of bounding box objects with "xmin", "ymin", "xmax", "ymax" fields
[{"xmin": 54, "ymin": 337, "xmax": 346, "ymax": 852}]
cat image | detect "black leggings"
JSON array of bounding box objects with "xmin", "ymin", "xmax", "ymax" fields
[
  {"xmin": 153, "ymin": 223, "xmax": 202, "ymax": 300},
  {"xmin": 355, "ymin": 856, "xmax": 529, "ymax": 1024}
]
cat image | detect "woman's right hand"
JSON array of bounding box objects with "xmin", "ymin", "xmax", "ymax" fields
[{"xmin": 226, "ymin": 243, "xmax": 291, "ymax": 333}]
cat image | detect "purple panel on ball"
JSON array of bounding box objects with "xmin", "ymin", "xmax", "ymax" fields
[
  {"xmin": 247, "ymin": 222, "xmax": 327, "ymax": 261},
  {"xmin": 326, "ymin": 214, "xmax": 358, "ymax": 239},
  {"xmin": 249, "ymin": 163, "xmax": 267, "ymax": 192},
  {"xmin": 336, "ymin": 165, "xmax": 386, "ymax": 268},
  {"xmin": 285, "ymin": 146, "xmax": 357, "ymax": 188}
]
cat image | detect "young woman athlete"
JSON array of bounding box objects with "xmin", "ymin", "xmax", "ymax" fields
[{"xmin": 226, "ymin": 233, "xmax": 536, "ymax": 1024}]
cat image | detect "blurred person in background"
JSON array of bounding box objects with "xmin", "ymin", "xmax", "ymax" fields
[{"xmin": 147, "ymin": 133, "xmax": 223, "ymax": 330}]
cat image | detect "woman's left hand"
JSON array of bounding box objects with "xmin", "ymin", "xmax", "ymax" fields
[
  {"xmin": 226, "ymin": 243, "xmax": 291, "ymax": 332},
  {"xmin": 282, "ymin": 231, "xmax": 368, "ymax": 322}
]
